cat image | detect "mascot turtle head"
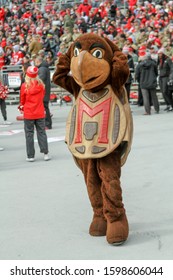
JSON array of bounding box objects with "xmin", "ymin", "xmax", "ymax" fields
[
  {"xmin": 69, "ymin": 34, "xmax": 114, "ymax": 91},
  {"xmin": 53, "ymin": 33, "xmax": 129, "ymax": 95}
]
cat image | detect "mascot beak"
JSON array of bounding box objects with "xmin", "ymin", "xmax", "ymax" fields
[{"xmin": 71, "ymin": 50, "xmax": 110, "ymax": 90}]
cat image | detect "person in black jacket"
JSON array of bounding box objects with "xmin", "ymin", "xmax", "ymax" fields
[
  {"xmin": 136, "ymin": 53, "xmax": 159, "ymax": 115},
  {"xmin": 109, "ymin": 4, "xmax": 117, "ymax": 20},
  {"xmin": 158, "ymin": 48, "xmax": 172, "ymax": 111},
  {"xmin": 167, "ymin": 61, "xmax": 173, "ymax": 112},
  {"xmin": 35, "ymin": 56, "xmax": 52, "ymax": 129},
  {"xmin": 135, "ymin": 60, "xmax": 143, "ymax": 106},
  {"xmin": 122, "ymin": 47, "xmax": 134, "ymax": 102}
]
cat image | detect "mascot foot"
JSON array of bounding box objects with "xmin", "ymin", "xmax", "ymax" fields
[
  {"xmin": 106, "ymin": 214, "xmax": 129, "ymax": 245},
  {"xmin": 89, "ymin": 216, "xmax": 107, "ymax": 236}
]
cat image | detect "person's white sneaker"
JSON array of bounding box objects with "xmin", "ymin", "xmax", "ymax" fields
[
  {"xmin": 4, "ymin": 121, "xmax": 12, "ymax": 125},
  {"xmin": 44, "ymin": 154, "xmax": 51, "ymax": 161},
  {"xmin": 0, "ymin": 147, "xmax": 4, "ymax": 151},
  {"xmin": 26, "ymin": 157, "xmax": 35, "ymax": 162}
]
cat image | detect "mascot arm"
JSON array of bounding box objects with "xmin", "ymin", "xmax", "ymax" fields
[
  {"xmin": 53, "ymin": 51, "xmax": 80, "ymax": 97},
  {"xmin": 104, "ymin": 38, "xmax": 130, "ymax": 97},
  {"xmin": 111, "ymin": 51, "xmax": 130, "ymax": 94}
]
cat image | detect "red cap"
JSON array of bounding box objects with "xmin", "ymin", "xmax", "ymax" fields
[
  {"xmin": 138, "ymin": 45, "xmax": 146, "ymax": 51},
  {"xmin": 37, "ymin": 30, "xmax": 42, "ymax": 35},
  {"xmin": 138, "ymin": 51, "xmax": 146, "ymax": 57},
  {"xmin": 154, "ymin": 38, "xmax": 161, "ymax": 47},
  {"xmin": 57, "ymin": 52, "xmax": 62, "ymax": 57},
  {"xmin": 26, "ymin": 66, "xmax": 38, "ymax": 78},
  {"xmin": 127, "ymin": 37, "xmax": 133, "ymax": 43}
]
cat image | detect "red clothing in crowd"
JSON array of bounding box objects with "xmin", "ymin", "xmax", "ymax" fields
[
  {"xmin": 0, "ymin": 7, "xmax": 5, "ymax": 21},
  {"xmin": 11, "ymin": 51, "xmax": 24, "ymax": 65},
  {"xmin": 128, "ymin": 0, "xmax": 137, "ymax": 6},
  {"xmin": 0, "ymin": 54, "xmax": 5, "ymax": 69},
  {"xmin": 1, "ymin": 38, "xmax": 6, "ymax": 49},
  {"xmin": 20, "ymin": 80, "xmax": 45, "ymax": 120},
  {"xmin": 76, "ymin": 0, "xmax": 92, "ymax": 16},
  {"xmin": 147, "ymin": 5, "xmax": 156, "ymax": 15},
  {"xmin": 168, "ymin": 10, "xmax": 173, "ymax": 20},
  {"xmin": 93, "ymin": 4, "xmax": 108, "ymax": 18},
  {"xmin": 0, "ymin": 83, "xmax": 9, "ymax": 99},
  {"xmin": 59, "ymin": 9, "xmax": 67, "ymax": 17},
  {"xmin": 22, "ymin": 11, "xmax": 33, "ymax": 19}
]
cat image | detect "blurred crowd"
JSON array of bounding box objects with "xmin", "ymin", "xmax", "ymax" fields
[
  {"xmin": 0, "ymin": 0, "xmax": 172, "ymax": 69},
  {"xmin": 0, "ymin": 0, "xmax": 173, "ymax": 153}
]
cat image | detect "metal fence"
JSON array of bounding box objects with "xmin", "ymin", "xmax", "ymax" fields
[
  {"xmin": 0, "ymin": 65, "xmax": 73, "ymax": 105},
  {"xmin": 1, "ymin": 65, "xmax": 23, "ymax": 92}
]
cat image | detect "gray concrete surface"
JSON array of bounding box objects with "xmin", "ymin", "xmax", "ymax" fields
[{"xmin": 0, "ymin": 103, "xmax": 173, "ymax": 260}]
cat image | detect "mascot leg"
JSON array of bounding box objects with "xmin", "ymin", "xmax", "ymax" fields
[
  {"xmin": 75, "ymin": 158, "xmax": 107, "ymax": 236},
  {"xmin": 98, "ymin": 148, "xmax": 129, "ymax": 245}
]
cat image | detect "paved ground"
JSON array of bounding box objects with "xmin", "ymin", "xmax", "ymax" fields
[{"xmin": 0, "ymin": 102, "xmax": 173, "ymax": 260}]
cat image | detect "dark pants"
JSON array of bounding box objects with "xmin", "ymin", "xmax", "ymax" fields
[
  {"xmin": 168, "ymin": 87, "xmax": 173, "ymax": 108},
  {"xmin": 138, "ymin": 85, "xmax": 153, "ymax": 107},
  {"xmin": 44, "ymin": 101, "xmax": 52, "ymax": 129},
  {"xmin": 0, "ymin": 99, "xmax": 7, "ymax": 121},
  {"xmin": 141, "ymin": 88, "xmax": 159, "ymax": 114},
  {"xmin": 125, "ymin": 83, "xmax": 131, "ymax": 102},
  {"xmin": 137, "ymin": 85, "xmax": 143, "ymax": 106},
  {"xmin": 159, "ymin": 77, "xmax": 172, "ymax": 106},
  {"xmin": 24, "ymin": 118, "xmax": 48, "ymax": 158}
]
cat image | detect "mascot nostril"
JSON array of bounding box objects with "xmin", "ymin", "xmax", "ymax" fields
[{"xmin": 53, "ymin": 33, "xmax": 133, "ymax": 245}]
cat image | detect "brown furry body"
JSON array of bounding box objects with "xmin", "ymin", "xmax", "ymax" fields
[{"xmin": 53, "ymin": 34, "xmax": 132, "ymax": 245}]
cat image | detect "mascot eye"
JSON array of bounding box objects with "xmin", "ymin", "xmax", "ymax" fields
[
  {"xmin": 92, "ymin": 49, "xmax": 103, "ymax": 59},
  {"xmin": 74, "ymin": 47, "xmax": 80, "ymax": 57}
]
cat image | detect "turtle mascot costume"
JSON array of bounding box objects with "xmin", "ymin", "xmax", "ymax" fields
[{"xmin": 53, "ymin": 33, "xmax": 133, "ymax": 245}]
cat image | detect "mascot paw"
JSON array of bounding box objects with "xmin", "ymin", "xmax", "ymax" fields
[
  {"xmin": 89, "ymin": 216, "xmax": 107, "ymax": 236},
  {"xmin": 106, "ymin": 214, "xmax": 129, "ymax": 245}
]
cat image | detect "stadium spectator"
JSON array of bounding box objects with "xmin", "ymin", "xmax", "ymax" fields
[
  {"xmin": 0, "ymin": 76, "xmax": 12, "ymax": 125},
  {"xmin": 0, "ymin": 0, "xmax": 173, "ymax": 113},
  {"xmin": 19, "ymin": 65, "xmax": 50, "ymax": 162},
  {"xmin": 11, "ymin": 44, "xmax": 24, "ymax": 65},
  {"xmin": 158, "ymin": 47, "xmax": 173, "ymax": 111},
  {"xmin": 135, "ymin": 52, "xmax": 159, "ymax": 115},
  {"xmin": 35, "ymin": 56, "xmax": 52, "ymax": 130},
  {"xmin": 167, "ymin": 58, "xmax": 173, "ymax": 111},
  {"xmin": 0, "ymin": 48, "xmax": 10, "ymax": 68},
  {"xmin": 0, "ymin": 6, "xmax": 5, "ymax": 22},
  {"xmin": 29, "ymin": 35, "xmax": 43, "ymax": 56},
  {"xmin": 122, "ymin": 46, "xmax": 135, "ymax": 101},
  {"xmin": 76, "ymin": 0, "xmax": 92, "ymax": 17}
]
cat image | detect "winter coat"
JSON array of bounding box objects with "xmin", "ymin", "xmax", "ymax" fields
[
  {"xmin": 37, "ymin": 61, "xmax": 51, "ymax": 102},
  {"xmin": 0, "ymin": 7, "xmax": 5, "ymax": 21},
  {"xmin": 64, "ymin": 14, "xmax": 74, "ymax": 33},
  {"xmin": 29, "ymin": 40, "xmax": 43, "ymax": 56},
  {"xmin": 158, "ymin": 55, "xmax": 172, "ymax": 78},
  {"xmin": 42, "ymin": 38, "xmax": 51, "ymax": 52},
  {"xmin": 126, "ymin": 54, "xmax": 134, "ymax": 84},
  {"xmin": 167, "ymin": 62, "xmax": 173, "ymax": 90},
  {"xmin": 20, "ymin": 80, "xmax": 45, "ymax": 119},
  {"xmin": 76, "ymin": 3, "xmax": 92, "ymax": 16},
  {"xmin": 136, "ymin": 58, "xmax": 158, "ymax": 89}
]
